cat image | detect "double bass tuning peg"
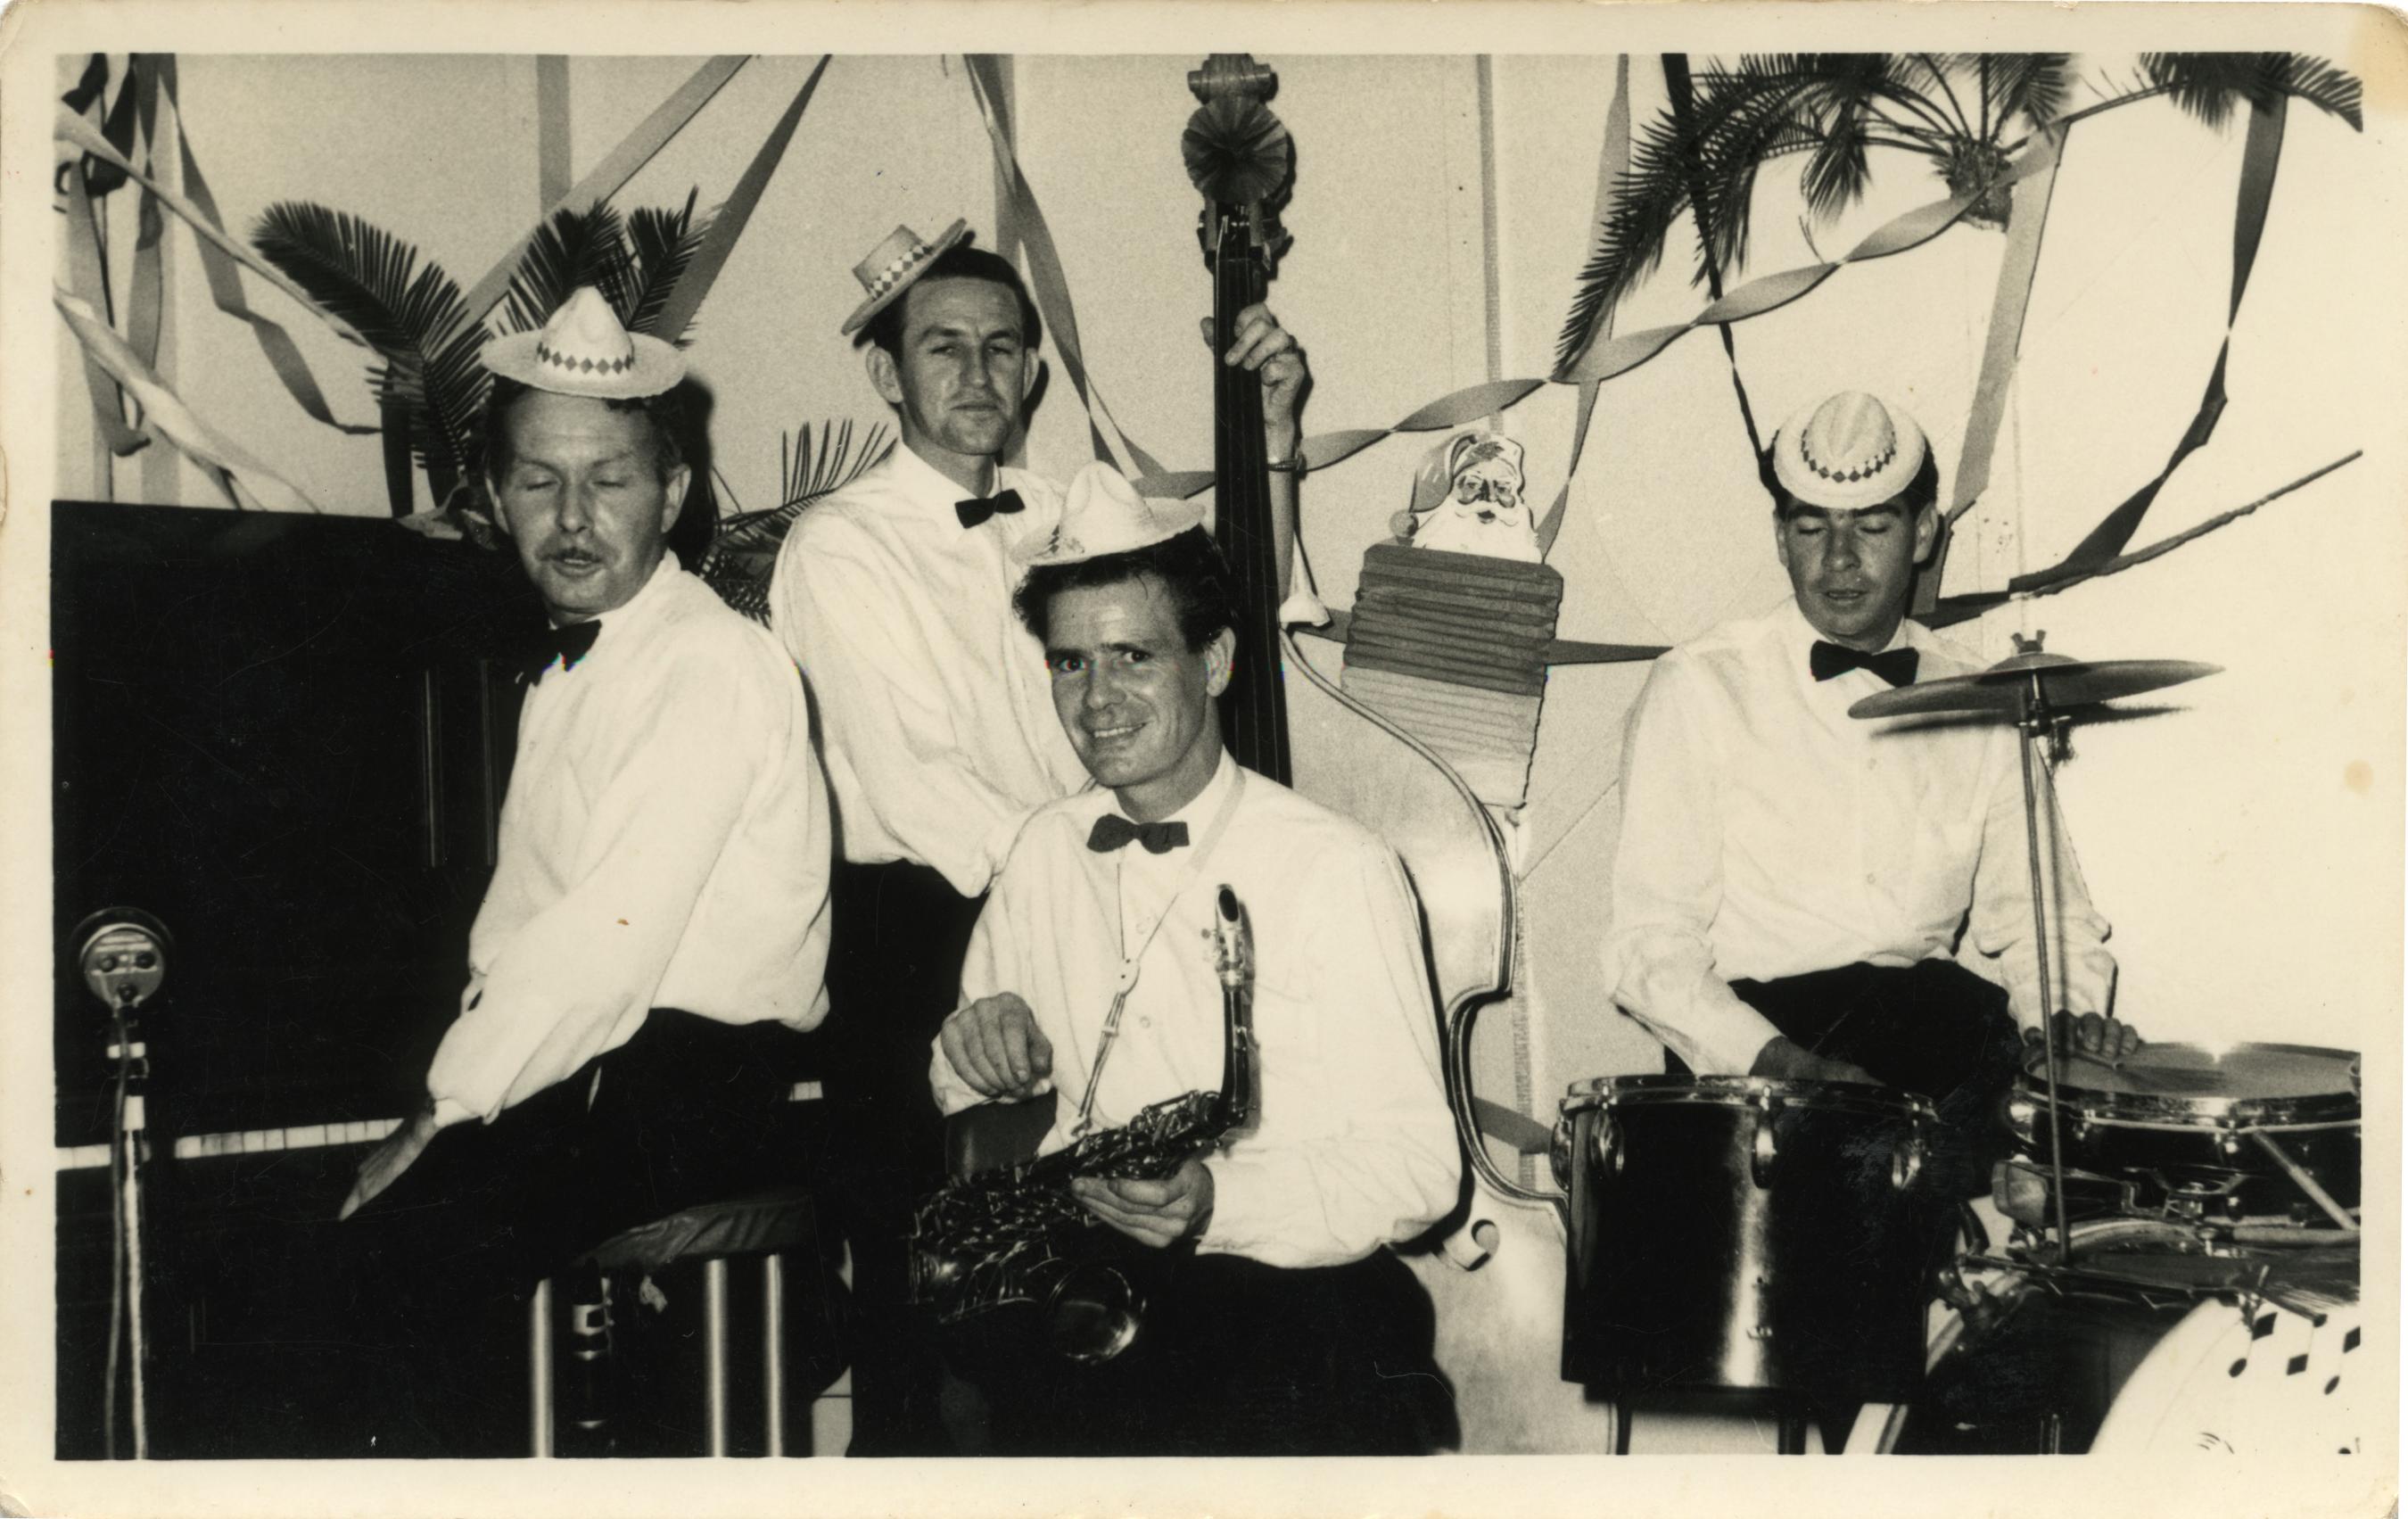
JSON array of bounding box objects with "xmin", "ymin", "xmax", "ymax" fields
[{"xmin": 1190, "ymin": 54, "xmax": 1277, "ymax": 106}]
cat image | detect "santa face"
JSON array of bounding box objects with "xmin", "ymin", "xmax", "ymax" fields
[{"xmin": 1413, "ymin": 448, "xmax": 1540, "ymax": 561}]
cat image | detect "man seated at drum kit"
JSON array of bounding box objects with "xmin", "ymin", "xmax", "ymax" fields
[
  {"xmin": 1601, "ymin": 390, "xmax": 2143, "ymax": 1201},
  {"xmin": 920, "ymin": 462, "xmax": 1462, "ymax": 1457}
]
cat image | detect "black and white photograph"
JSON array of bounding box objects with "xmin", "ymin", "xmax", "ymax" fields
[{"xmin": 0, "ymin": 3, "xmax": 2399, "ymax": 1515}]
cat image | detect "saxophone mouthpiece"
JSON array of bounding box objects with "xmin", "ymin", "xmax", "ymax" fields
[{"xmin": 1214, "ymin": 886, "xmax": 1251, "ymax": 989}]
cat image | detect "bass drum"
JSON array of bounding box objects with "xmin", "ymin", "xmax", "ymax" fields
[{"xmin": 1855, "ymin": 1221, "xmax": 2365, "ymax": 1455}]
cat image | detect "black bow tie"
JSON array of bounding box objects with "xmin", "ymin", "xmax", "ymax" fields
[
  {"xmin": 955, "ymin": 488, "xmax": 1026, "ymax": 529},
  {"xmin": 1086, "ymin": 813, "xmax": 1190, "ymax": 854},
  {"xmin": 1810, "ymin": 640, "xmax": 1918, "ymax": 688},
  {"xmin": 517, "ymin": 619, "xmax": 603, "ymax": 685}
]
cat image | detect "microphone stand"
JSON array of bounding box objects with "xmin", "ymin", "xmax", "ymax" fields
[{"xmin": 109, "ymin": 989, "xmax": 152, "ymax": 1458}]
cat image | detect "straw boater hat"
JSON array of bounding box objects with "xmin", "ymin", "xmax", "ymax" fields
[
  {"xmin": 840, "ymin": 219, "xmax": 972, "ymax": 336},
  {"xmin": 1014, "ymin": 460, "xmax": 1207, "ymax": 567},
  {"xmin": 1772, "ymin": 391, "xmax": 1927, "ymax": 511},
  {"xmin": 481, "ymin": 286, "xmax": 684, "ymax": 400}
]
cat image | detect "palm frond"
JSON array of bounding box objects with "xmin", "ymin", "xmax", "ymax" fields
[
  {"xmin": 1985, "ymin": 54, "xmax": 2071, "ymax": 133},
  {"xmin": 251, "ymin": 201, "xmax": 488, "ymax": 492},
  {"xmin": 778, "ymin": 418, "xmax": 895, "ymax": 509},
  {"xmin": 624, "ymin": 190, "xmax": 714, "ymax": 343},
  {"xmin": 1693, "ymin": 78, "xmax": 1826, "ymax": 276},
  {"xmin": 1554, "ymin": 107, "xmax": 1699, "ymax": 372},
  {"xmin": 1800, "ymin": 103, "xmax": 1873, "ymax": 220},
  {"xmin": 2143, "ymin": 53, "xmax": 2363, "ymax": 132},
  {"xmin": 500, "ymin": 202, "xmax": 631, "ymax": 334},
  {"xmin": 696, "ymin": 420, "xmax": 895, "ymax": 623}
]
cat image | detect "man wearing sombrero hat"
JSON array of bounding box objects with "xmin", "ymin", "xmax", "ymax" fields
[
  {"xmin": 767, "ymin": 224, "xmax": 1308, "ymax": 1452},
  {"xmin": 336, "ymin": 288, "xmax": 833, "ymax": 1452},
  {"xmin": 926, "ymin": 462, "xmax": 1457, "ymax": 1455},
  {"xmin": 1599, "ymin": 391, "xmax": 2139, "ymax": 1206}
]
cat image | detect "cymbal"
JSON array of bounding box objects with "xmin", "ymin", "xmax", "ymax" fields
[{"xmin": 1849, "ymin": 651, "xmax": 2221, "ymax": 719}]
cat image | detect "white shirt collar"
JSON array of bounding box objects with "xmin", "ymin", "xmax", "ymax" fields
[
  {"xmin": 1780, "ymin": 596, "xmax": 1912, "ymax": 657},
  {"xmin": 1105, "ymin": 748, "xmax": 1238, "ymax": 830},
  {"xmin": 560, "ymin": 550, "xmax": 680, "ymax": 650},
  {"xmin": 889, "ymin": 441, "xmax": 1002, "ymax": 517}
]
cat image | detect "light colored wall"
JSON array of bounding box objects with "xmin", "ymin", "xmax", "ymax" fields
[{"xmin": 54, "ymin": 53, "xmax": 2400, "ymax": 1099}]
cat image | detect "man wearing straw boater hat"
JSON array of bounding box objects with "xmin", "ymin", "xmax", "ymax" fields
[
  {"xmin": 336, "ymin": 288, "xmax": 833, "ymax": 1453},
  {"xmin": 1600, "ymin": 391, "xmax": 2140, "ymax": 1201},
  {"xmin": 926, "ymin": 461, "xmax": 1456, "ymax": 1455},
  {"xmin": 768, "ymin": 223, "xmax": 1307, "ymax": 1452}
]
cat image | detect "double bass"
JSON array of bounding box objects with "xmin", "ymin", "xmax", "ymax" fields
[{"xmin": 1182, "ymin": 54, "xmax": 1613, "ymax": 1453}]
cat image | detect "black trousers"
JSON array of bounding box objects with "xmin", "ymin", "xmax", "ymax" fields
[
  {"xmin": 1671, "ymin": 959, "xmax": 2025, "ymax": 1201},
  {"xmin": 820, "ymin": 859, "xmax": 985, "ymax": 1456},
  {"xmin": 337, "ymin": 1009, "xmax": 808, "ymax": 1456},
  {"xmin": 949, "ymin": 1248, "xmax": 1455, "ymax": 1457}
]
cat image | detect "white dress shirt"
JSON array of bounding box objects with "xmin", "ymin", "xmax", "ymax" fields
[
  {"xmin": 932, "ymin": 753, "xmax": 1461, "ymax": 1269},
  {"xmin": 769, "ymin": 446, "xmax": 1090, "ymax": 896},
  {"xmin": 1600, "ymin": 599, "xmax": 2116, "ymax": 1077},
  {"xmin": 427, "ymin": 555, "xmax": 833, "ymax": 1127}
]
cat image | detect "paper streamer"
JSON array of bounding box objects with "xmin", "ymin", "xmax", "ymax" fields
[
  {"xmin": 2023, "ymin": 95, "xmax": 2287, "ymax": 584},
  {"xmin": 55, "ymin": 289, "xmax": 323, "ymax": 514},
  {"xmin": 146, "ymin": 58, "xmax": 379, "ymax": 436},
  {"xmin": 61, "ymin": 153, "xmax": 149, "ymax": 458},
  {"xmin": 1944, "ymin": 137, "xmax": 2066, "ymax": 532},
  {"xmin": 457, "ymin": 54, "xmax": 751, "ymax": 331},
  {"xmin": 647, "ymin": 56, "xmax": 830, "ymax": 345},
  {"xmin": 125, "ymin": 61, "xmax": 166, "ymax": 374},
  {"xmin": 1926, "ymin": 450, "xmax": 2356, "ymax": 629},
  {"xmin": 963, "ymin": 54, "xmax": 1167, "ymax": 480},
  {"xmin": 1134, "ymin": 134, "xmax": 2063, "ymax": 501},
  {"xmin": 56, "ymin": 110, "xmax": 373, "ymax": 353},
  {"xmin": 1564, "ymin": 137, "xmax": 2059, "ymax": 388}
]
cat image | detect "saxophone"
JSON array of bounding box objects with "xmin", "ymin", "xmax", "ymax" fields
[{"xmin": 910, "ymin": 886, "xmax": 1257, "ymax": 1363}]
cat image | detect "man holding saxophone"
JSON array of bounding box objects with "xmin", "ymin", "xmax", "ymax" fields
[{"xmin": 927, "ymin": 462, "xmax": 1461, "ymax": 1456}]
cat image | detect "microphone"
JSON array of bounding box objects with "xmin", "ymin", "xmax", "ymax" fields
[{"xmin": 74, "ymin": 907, "xmax": 171, "ymax": 1011}]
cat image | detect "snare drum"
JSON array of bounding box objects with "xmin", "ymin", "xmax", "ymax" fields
[
  {"xmin": 2008, "ymin": 1044, "xmax": 2361, "ymax": 1223},
  {"xmin": 1557, "ymin": 1076, "xmax": 1942, "ymax": 1402}
]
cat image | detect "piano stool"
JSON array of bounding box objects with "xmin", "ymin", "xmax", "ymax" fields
[{"xmin": 529, "ymin": 1188, "xmax": 845, "ymax": 1457}]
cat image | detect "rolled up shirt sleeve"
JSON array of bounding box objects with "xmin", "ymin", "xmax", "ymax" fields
[
  {"xmin": 1597, "ymin": 655, "xmax": 1785, "ymax": 1077},
  {"xmin": 426, "ymin": 644, "xmax": 771, "ymax": 1126},
  {"xmin": 773, "ymin": 516, "xmax": 1035, "ymax": 896},
  {"xmin": 1201, "ymin": 841, "xmax": 1460, "ymax": 1267}
]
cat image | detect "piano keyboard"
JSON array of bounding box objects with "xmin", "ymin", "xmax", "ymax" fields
[{"xmin": 54, "ymin": 1082, "xmax": 822, "ymax": 1170}]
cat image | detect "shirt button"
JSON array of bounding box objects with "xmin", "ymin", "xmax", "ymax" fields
[{"xmin": 1139, "ymin": 1016, "xmax": 1152, "ymax": 1029}]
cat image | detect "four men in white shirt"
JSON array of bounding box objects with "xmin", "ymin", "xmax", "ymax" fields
[{"xmin": 342, "ymin": 253, "xmax": 2140, "ymax": 1455}]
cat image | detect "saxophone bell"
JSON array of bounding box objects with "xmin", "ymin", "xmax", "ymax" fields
[{"xmin": 1044, "ymin": 1259, "xmax": 1144, "ymax": 1364}]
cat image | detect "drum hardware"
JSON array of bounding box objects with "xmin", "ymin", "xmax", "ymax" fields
[
  {"xmin": 2243, "ymin": 1128, "xmax": 2359, "ymax": 1233},
  {"xmin": 1851, "ymin": 633, "xmax": 2220, "ymax": 1262}
]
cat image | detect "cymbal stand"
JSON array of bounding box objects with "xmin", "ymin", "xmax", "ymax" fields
[{"xmin": 2010, "ymin": 632, "xmax": 2075, "ymax": 1264}]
